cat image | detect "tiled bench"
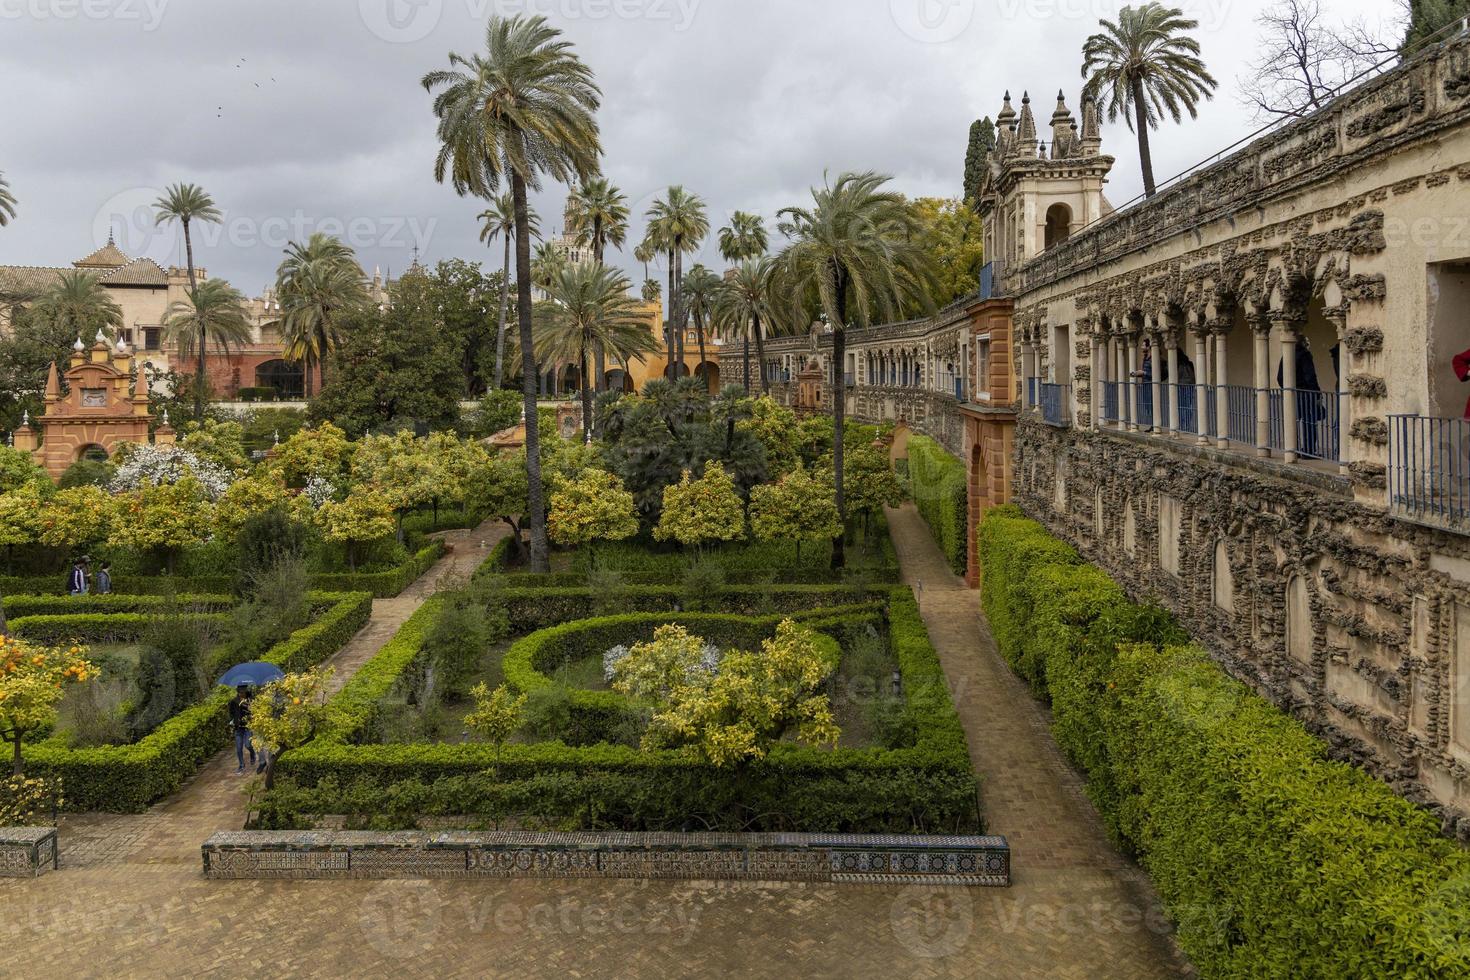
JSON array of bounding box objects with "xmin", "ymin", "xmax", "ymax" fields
[
  {"xmin": 0, "ymin": 828, "xmax": 58, "ymax": 877},
  {"xmin": 203, "ymin": 830, "xmax": 1011, "ymax": 886}
]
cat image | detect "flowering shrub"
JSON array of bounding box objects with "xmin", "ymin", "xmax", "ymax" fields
[
  {"xmin": 0, "ymin": 773, "xmax": 61, "ymax": 826},
  {"xmin": 110, "ymin": 444, "xmax": 233, "ymax": 501},
  {"xmin": 602, "ymin": 640, "xmax": 719, "ymax": 683},
  {"xmin": 302, "ymin": 476, "xmax": 338, "ymax": 508}
]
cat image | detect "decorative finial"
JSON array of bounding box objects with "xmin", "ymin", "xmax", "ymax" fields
[
  {"xmin": 1022, "ymin": 91, "xmax": 1030, "ymax": 103},
  {"xmin": 21, "ymin": 410, "xmax": 29, "ymax": 427},
  {"xmin": 161, "ymin": 409, "xmax": 169, "ymax": 425},
  {"xmin": 95, "ymin": 328, "xmax": 107, "ymax": 344},
  {"xmin": 273, "ymin": 429, "xmax": 280, "ymax": 445},
  {"xmin": 73, "ymin": 336, "xmax": 85, "ymax": 351}
]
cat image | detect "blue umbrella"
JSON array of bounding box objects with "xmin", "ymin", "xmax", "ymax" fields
[{"xmin": 217, "ymin": 662, "xmax": 285, "ymax": 688}]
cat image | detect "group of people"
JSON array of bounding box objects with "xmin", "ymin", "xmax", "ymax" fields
[
  {"xmin": 227, "ymin": 685, "xmax": 271, "ymax": 775},
  {"xmin": 66, "ymin": 556, "xmax": 112, "ymax": 596}
]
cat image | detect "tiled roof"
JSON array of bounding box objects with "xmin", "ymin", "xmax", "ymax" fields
[
  {"xmin": 99, "ymin": 257, "xmax": 169, "ymax": 287},
  {"xmin": 73, "ymin": 240, "xmax": 131, "ymax": 269},
  {"xmin": 0, "ymin": 265, "xmax": 67, "ymax": 295}
]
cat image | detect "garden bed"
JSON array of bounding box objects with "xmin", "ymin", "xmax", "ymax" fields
[
  {"xmin": 266, "ymin": 587, "xmax": 980, "ymax": 835},
  {"xmin": 17, "ymin": 591, "xmax": 373, "ymax": 812}
]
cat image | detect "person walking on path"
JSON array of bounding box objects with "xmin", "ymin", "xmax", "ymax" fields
[
  {"xmin": 228, "ymin": 686, "xmax": 256, "ymax": 775},
  {"xmin": 94, "ymin": 561, "xmax": 112, "ymax": 595},
  {"xmin": 67, "ymin": 557, "xmax": 90, "ymax": 596}
]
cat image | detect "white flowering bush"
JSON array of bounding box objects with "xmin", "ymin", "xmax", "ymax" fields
[
  {"xmin": 602, "ymin": 642, "xmax": 720, "ymax": 683},
  {"xmin": 303, "ymin": 476, "xmax": 338, "ymax": 508},
  {"xmin": 110, "ymin": 444, "xmax": 233, "ymax": 501}
]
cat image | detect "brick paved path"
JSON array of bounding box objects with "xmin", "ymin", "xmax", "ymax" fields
[{"xmin": 1, "ymin": 509, "xmax": 1191, "ymax": 979}]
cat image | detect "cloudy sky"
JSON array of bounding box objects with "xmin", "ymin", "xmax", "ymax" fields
[{"xmin": 0, "ymin": 0, "xmax": 1402, "ymax": 295}]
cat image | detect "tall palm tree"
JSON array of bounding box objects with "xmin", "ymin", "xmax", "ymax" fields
[
  {"xmin": 0, "ymin": 172, "xmax": 15, "ymax": 227},
  {"xmin": 532, "ymin": 241, "xmax": 566, "ymax": 292},
  {"xmin": 272, "ymin": 233, "xmax": 369, "ymax": 398},
  {"xmin": 716, "ymin": 257, "xmax": 779, "ymax": 396},
  {"xmin": 645, "ymin": 187, "xmax": 708, "ymax": 378},
  {"xmin": 153, "ymin": 183, "xmax": 223, "ymax": 417},
  {"xmin": 534, "ymin": 262, "xmax": 658, "ymax": 441},
  {"xmin": 679, "ymin": 263, "xmax": 721, "ymax": 391},
  {"xmin": 161, "ymin": 279, "xmax": 254, "ymax": 384},
  {"xmin": 718, "ymin": 210, "xmax": 768, "ymax": 263},
  {"xmin": 33, "ymin": 271, "xmax": 123, "ymax": 341},
  {"xmin": 1081, "ymin": 3, "xmax": 1217, "ymax": 197},
  {"xmin": 478, "ymin": 193, "xmax": 541, "ymax": 390},
  {"xmin": 777, "ymin": 172, "xmax": 937, "ymax": 568},
  {"xmin": 423, "ymin": 13, "xmax": 602, "ymax": 573},
  {"xmin": 566, "ymin": 176, "xmax": 629, "ymax": 391}
]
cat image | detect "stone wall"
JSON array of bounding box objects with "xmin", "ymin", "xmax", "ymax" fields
[
  {"xmin": 202, "ymin": 830, "xmax": 1012, "ymax": 886},
  {"xmin": 1014, "ymin": 417, "xmax": 1470, "ymax": 833}
]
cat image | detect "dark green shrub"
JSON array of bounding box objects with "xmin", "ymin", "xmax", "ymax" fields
[
  {"xmin": 907, "ymin": 436, "xmax": 967, "ymax": 576},
  {"xmin": 237, "ymin": 507, "xmax": 310, "ymax": 587},
  {"xmin": 58, "ymin": 459, "xmax": 115, "ymax": 489}
]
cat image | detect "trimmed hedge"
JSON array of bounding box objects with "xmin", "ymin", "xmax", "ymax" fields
[
  {"xmin": 0, "ymin": 593, "xmax": 234, "ymax": 618},
  {"xmin": 907, "ymin": 436, "xmax": 967, "ymax": 576},
  {"xmin": 978, "ymin": 505, "xmax": 1470, "ymax": 977},
  {"xmin": 10, "ymin": 611, "xmax": 231, "ymax": 645},
  {"xmin": 274, "ymin": 589, "xmax": 981, "ymax": 834},
  {"xmin": 0, "ymin": 541, "xmax": 444, "ymax": 600},
  {"xmin": 493, "ymin": 584, "xmax": 888, "ymax": 634},
  {"xmin": 24, "ymin": 591, "xmax": 373, "ymax": 812}
]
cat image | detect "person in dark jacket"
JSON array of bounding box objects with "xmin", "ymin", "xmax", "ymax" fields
[
  {"xmin": 94, "ymin": 561, "xmax": 112, "ymax": 595},
  {"xmin": 66, "ymin": 557, "xmax": 89, "ymax": 596},
  {"xmin": 1279, "ymin": 339, "xmax": 1326, "ymax": 458},
  {"xmin": 228, "ymin": 686, "xmax": 256, "ymax": 774}
]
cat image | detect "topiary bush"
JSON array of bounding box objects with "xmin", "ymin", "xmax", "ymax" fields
[{"xmin": 907, "ymin": 436, "xmax": 967, "ymax": 576}]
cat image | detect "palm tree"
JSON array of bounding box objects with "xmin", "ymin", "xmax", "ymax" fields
[
  {"xmin": 478, "ymin": 193, "xmax": 541, "ymax": 390},
  {"xmin": 644, "ymin": 186, "xmax": 708, "ymax": 378},
  {"xmin": 1081, "ymin": 3, "xmax": 1217, "ymax": 197},
  {"xmin": 777, "ymin": 172, "xmax": 937, "ymax": 568},
  {"xmin": 0, "ymin": 172, "xmax": 15, "ymax": 227},
  {"xmin": 153, "ymin": 183, "xmax": 223, "ymax": 417},
  {"xmin": 679, "ymin": 264, "xmax": 721, "ymax": 392},
  {"xmin": 423, "ymin": 13, "xmax": 602, "ymax": 574},
  {"xmin": 566, "ymin": 176, "xmax": 629, "ymax": 391},
  {"xmin": 161, "ymin": 279, "xmax": 254, "ymax": 379},
  {"xmin": 716, "ymin": 258, "xmax": 777, "ymax": 395},
  {"xmin": 33, "ymin": 271, "xmax": 123, "ymax": 341},
  {"xmin": 532, "ymin": 241, "xmax": 566, "ymax": 292},
  {"xmin": 272, "ymin": 233, "xmax": 369, "ymax": 398},
  {"xmin": 718, "ymin": 211, "xmax": 768, "ymax": 263},
  {"xmin": 534, "ymin": 262, "xmax": 658, "ymax": 441}
]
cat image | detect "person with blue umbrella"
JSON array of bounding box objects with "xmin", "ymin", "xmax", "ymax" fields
[{"xmin": 218, "ymin": 663, "xmax": 284, "ymax": 775}]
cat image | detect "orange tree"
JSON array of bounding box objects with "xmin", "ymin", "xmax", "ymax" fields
[{"xmin": 0, "ymin": 635, "xmax": 97, "ymax": 775}]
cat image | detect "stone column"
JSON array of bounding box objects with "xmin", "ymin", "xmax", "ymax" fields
[
  {"xmin": 1020, "ymin": 341, "xmax": 1035, "ymax": 409},
  {"xmin": 1127, "ymin": 334, "xmax": 1141, "ymax": 432},
  {"xmin": 1089, "ymin": 334, "xmax": 1103, "ymax": 430},
  {"xmin": 1250, "ymin": 312, "xmax": 1271, "ymax": 457},
  {"xmin": 1166, "ymin": 335, "xmax": 1181, "ymax": 436},
  {"xmin": 1213, "ymin": 324, "xmax": 1230, "ymax": 450},
  {"xmin": 1276, "ymin": 314, "xmax": 1300, "ymax": 464},
  {"xmin": 1113, "ymin": 334, "xmax": 1126, "ymax": 427},
  {"xmin": 1192, "ymin": 325, "xmax": 1209, "ymax": 445},
  {"xmin": 1149, "ymin": 330, "xmax": 1164, "ymax": 434},
  {"xmin": 1324, "ymin": 305, "xmax": 1350, "ymax": 473}
]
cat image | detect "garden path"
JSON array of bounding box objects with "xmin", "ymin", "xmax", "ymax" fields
[{"xmin": 2, "ymin": 509, "xmax": 1193, "ymax": 978}]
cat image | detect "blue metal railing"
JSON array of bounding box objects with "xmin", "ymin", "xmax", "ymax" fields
[
  {"xmin": 1389, "ymin": 415, "xmax": 1470, "ymax": 530},
  {"xmin": 1266, "ymin": 388, "xmax": 1285, "ymax": 452},
  {"xmin": 954, "ymin": 377, "xmax": 965, "ymax": 402},
  {"xmin": 1102, "ymin": 381, "xmax": 1121, "ymax": 424},
  {"xmin": 1290, "ymin": 388, "xmax": 1342, "ymax": 462},
  {"xmin": 1225, "ymin": 385, "xmax": 1256, "ymax": 445},
  {"xmin": 1025, "ymin": 377, "xmax": 1039, "ymax": 409},
  {"xmin": 1040, "ymin": 383, "xmax": 1071, "ymax": 427}
]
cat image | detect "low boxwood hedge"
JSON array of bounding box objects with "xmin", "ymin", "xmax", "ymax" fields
[
  {"xmin": 978, "ymin": 504, "xmax": 1470, "ymax": 977},
  {"xmin": 274, "ymin": 589, "xmax": 980, "ymax": 834},
  {"xmin": 908, "ymin": 435, "xmax": 967, "ymax": 577},
  {"xmin": 494, "ymin": 584, "xmax": 887, "ymax": 634},
  {"xmin": 24, "ymin": 591, "xmax": 373, "ymax": 812},
  {"xmin": 0, "ymin": 541, "xmax": 444, "ymax": 600},
  {"xmin": 0, "ymin": 593, "xmax": 234, "ymax": 618},
  {"xmin": 9, "ymin": 611, "xmax": 232, "ymax": 645}
]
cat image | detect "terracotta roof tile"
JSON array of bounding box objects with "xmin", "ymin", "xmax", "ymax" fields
[
  {"xmin": 72, "ymin": 240, "xmax": 131, "ymax": 269},
  {"xmin": 99, "ymin": 257, "xmax": 169, "ymax": 287}
]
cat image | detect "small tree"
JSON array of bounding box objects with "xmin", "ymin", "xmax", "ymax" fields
[
  {"xmin": 315, "ymin": 487, "xmax": 396, "ymax": 571},
  {"xmin": 610, "ymin": 623, "xmax": 711, "ymax": 703},
  {"xmin": 465, "ymin": 450, "xmax": 530, "ymax": 558},
  {"xmin": 353, "ymin": 431, "xmax": 440, "ymax": 542},
  {"xmin": 270, "ymin": 422, "xmax": 356, "ymax": 488},
  {"xmin": 214, "ymin": 472, "xmax": 291, "ymax": 540},
  {"xmin": 737, "ymin": 396, "xmax": 802, "ymax": 477},
  {"xmin": 616, "ymin": 619, "xmax": 838, "ymax": 767},
  {"xmin": 0, "ymin": 484, "xmax": 43, "ymax": 575},
  {"xmin": 654, "ymin": 461, "xmax": 745, "ymax": 555},
  {"xmin": 36, "ymin": 486, "xmax": 113, "ymax": 554},
  {"xmin": 0, "ymin": 635, "xmax": 97, "ymax": 774},
  {"xmin": 108, "ymin": 477, "xmax": 215, "ymax": 574},
  {"xmin": 832, "ymin": 443, "xmax": 904, "ymax": 537},
  {"xmin": 547, "ymin": 468, "xmax": 639, "ymax": 566},
  {"xmin": 749, "ymin": 466, "xmax": 841, "ymax": 559},
  {"xmin": 248, "ymin": 666, "xmax": 335, "ymax": 789},
  {"xmin": 463, "ymin": 682, "xmax": 525, "ymax": 778}
]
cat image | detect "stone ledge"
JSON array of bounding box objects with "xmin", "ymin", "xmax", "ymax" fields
[
  {"xmin": 0, "ymin": 827, "xmax": 58, "ymax": 877},
  {"xmin": 202, "ymin": 831, "xmax": 1011, "ymax": 887}
]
